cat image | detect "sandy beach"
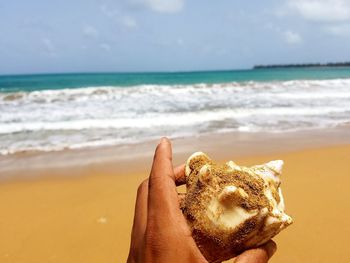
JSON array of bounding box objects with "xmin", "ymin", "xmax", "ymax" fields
[{"xmin": 0, "ymin": 129, "xmax": 350, "ymax": 263}]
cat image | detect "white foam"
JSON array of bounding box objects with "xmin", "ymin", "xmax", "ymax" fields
[
  {"xmin": 1, "ymin": 78, "xmax": 350, "ymax": 155},
  {"xmin": 0, "ymin": 106, "xmax": 348, "ymax": 135}
]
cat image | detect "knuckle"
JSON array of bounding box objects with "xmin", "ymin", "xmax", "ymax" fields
[
  {"xmin": 148, "ymin": 173, "xmax": 161, "ymax": 186},
  {"xmin": 144, "ymin": 222, "xmax": 165, "ymax": 254}
]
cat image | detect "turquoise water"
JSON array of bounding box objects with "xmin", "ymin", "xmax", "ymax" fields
[{"xmin": 1, "ymin": 67, "xmax": 350, "ymax": 92}]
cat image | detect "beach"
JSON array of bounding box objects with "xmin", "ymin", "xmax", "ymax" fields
[
  {"xmin": 1, "ymin": 129, "xmax": 350, "ymax": 263},
  {"xmin": 1, "ymin": 70, "xmax": 350, "ymax": 262}
]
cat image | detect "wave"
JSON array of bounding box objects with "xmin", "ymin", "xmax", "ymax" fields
[
  {"xmin": 2, "ymin": 78, "xmax": 350, "ymax": 103},
  {"xmin": 0, "ymin": 107, "xmax": 349, "ymax": 134},
  {"xmin": 1, "ymin": 78, "xmax": 350, "ymax": 155}
]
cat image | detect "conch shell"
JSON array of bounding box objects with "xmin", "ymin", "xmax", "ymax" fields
[{"xmin": 181, "ymin": 152, "xmax": 293, "ymax": 263}]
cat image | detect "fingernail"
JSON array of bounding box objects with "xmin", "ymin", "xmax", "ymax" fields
[{"xmin": 160, "ymin": 137, "xmax": 168, "ymax": 144}]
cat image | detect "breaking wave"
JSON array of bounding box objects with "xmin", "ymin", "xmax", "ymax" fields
[{"xmin": 1, "ymin": 79, "xmax": 350, "ymax": 155}]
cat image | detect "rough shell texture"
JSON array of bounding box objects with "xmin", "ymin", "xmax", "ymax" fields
[{"xmin": 181, "ymin": 152, "xmax": 293, "ymax": 263}]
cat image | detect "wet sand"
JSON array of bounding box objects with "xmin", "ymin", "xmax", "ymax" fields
[{"xmin": 0, "ymin": 132, "xmax": 350, "ymax": 262}]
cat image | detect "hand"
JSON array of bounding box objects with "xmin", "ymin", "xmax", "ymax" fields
[{"xmin": 127, "ymin": 137, "xmax": 277, "ymax": 263}]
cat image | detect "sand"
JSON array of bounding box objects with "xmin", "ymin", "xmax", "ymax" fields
[{"xmin": 0, "ymin": 143, "xmax": 350, "ymax": 263}]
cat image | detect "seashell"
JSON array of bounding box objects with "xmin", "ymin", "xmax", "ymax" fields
[{"xmin": 181, "ymin": 152, "xmax": 293, "ymax": 263}]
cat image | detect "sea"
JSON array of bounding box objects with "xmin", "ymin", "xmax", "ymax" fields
[{"xmin": 1, "ymin": 67, "xmax": 350, "ymax": 156}]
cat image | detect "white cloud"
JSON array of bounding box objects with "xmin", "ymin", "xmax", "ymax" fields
[
  {"xmin": 264, "ymin": 22, "xmax": 281, "ymax": 32},
  {"xmin": 135, "ymin": 0, "xmax": 184, "ymax": 13},
  {"xmin": 83, "ymin": 25, "xmax": 99, "ymax": 38},
  {"xmin": 284, "ymin": 30, "xmax": 303, "ymax": 44},
  {"xmin": 42, "ymin": 38, "xmax": 55, "ymax": 52},
  {"xmin": 264, "ymin": 23, "xmax": 303, "ymax": 45},
  {"xmin": 324, "ymin": 24, "xmax": 350, "ymax": 36},
  {"xmin": 120, "ymin": 16, "xmax": 138, "ymax": 29},
  {"xmin": 288, "ymin": 0, "xmax": 350, "ymax": 22},
  {"xmin": 42, "ymin": 38, "xmax": 57, "ymax": 57},
  {"xmin": 99, "ymin": 43, "xmax": 111, "ymax": 52},
  {"xmin": 176, "ymin": 38, "xmax": 184, "ymax": 46},
  {"xmin": 100, "ymin": 4, "xmax": 120, "ymax": 18}
]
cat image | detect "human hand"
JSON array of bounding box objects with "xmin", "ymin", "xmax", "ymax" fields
[{"xmin": 127, "ymin": 137, "xmax": 277, "ymax": 263}]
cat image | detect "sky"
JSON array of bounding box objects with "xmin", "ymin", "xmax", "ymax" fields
[{"xmin": 1, "ymin": 0, "xmax": 350, "ymax": 74}]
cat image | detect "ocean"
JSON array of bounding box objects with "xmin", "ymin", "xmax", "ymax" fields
[{"xmin": 1, "ymin": 67, "xmax": 350, "ymax": 155}]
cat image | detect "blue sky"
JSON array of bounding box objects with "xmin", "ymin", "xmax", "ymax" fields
[{"xmin": 1, "ymin": 0, "xmax": 350, "ymax": 74}]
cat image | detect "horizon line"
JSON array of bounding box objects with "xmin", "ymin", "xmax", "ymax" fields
[
  {"xmin": 0, "ymin": 67, "xmax": 252, "ymax": 77},
  {"xmin": 1, "ymin": 60, "xmax": 350, "ymax": 77}
]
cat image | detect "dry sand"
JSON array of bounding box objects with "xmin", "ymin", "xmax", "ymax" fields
[{"xmin": 0, "ymin": 143, "xmax": 350, "ymax": 262}]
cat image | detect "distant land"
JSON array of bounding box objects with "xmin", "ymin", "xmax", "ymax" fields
[{"xmin": 253, "ymin": 62, "xmax": 350, "ymax": 69}]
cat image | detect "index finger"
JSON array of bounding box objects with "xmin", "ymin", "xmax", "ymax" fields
[{"xmin": 147, "ymin": 138, "xmax": 179, "ymax": 218}]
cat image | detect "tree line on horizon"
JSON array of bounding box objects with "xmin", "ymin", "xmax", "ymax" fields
[{"xmin": 253, "ymin": 62, "xmax": 350, "ymax": 69}]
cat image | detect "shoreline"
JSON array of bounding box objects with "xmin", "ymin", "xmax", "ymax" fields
[{"xmin": 1, "ymin": 126, "xmax": 350, "ymax": 181}]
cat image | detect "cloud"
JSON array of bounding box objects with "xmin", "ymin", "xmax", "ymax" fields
[
  {"xmin": 284, "ymin": 30, "xmax": 303, "ymax": 44},
  {"xmin": 100, "ymin": 5, "xmax": 137, "ymax": 29},
  {"xmin": 131, "ymin": 0, "xmax": 184, "ymax": 13},
  {"xmin": 264, "ymin": 23, "xmax": 303, "ymax": 45},
  {"xmin": 83, "ymin": 25, "xmax": 99, "ymax": 38},
  {"xmin": 42, "ymin": 38, "xmax": 57, "ymax": 57},
  {"xmin": 176, "ymin": 38, "xmax": 184, "ymax": 46},
  {"xmin": 120, "ymin": 16, "xmax": 138, "ymax": 29},
  {"xmin": 42, "ymin": 38, "xmax": 55, "ymax": 52},
  {"xmin": 100, "ymin": 4, "xmax": 120, "ymax": 18},
  {"xmin": 288, "ymin": 0, "xmax": 350, "ymax": 22},
  {"xmin": 324, "ymin": 24, "xmax": 350, "ymax": 36},
  {"xmin": 282, "ymin": 1, "xmax": 350, "ymax": 37},
  {"xmin": 147, "ymin": 0, "xmax": 184, "ymax": 13},
  {"xmin": 99, "ymin": 43, "xmax": 111, "ymax": 52}
]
